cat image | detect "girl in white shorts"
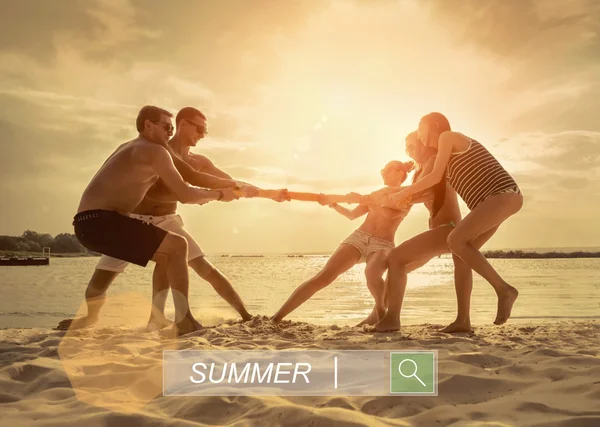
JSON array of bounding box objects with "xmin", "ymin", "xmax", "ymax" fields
[{"xmin": 272, "ymin": 160, "xmax": 422, "ymax": 324}]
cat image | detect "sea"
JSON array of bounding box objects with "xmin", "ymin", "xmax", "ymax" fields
[{"xmin": 1, "ymin": 255, "xmax": 599, "ymax": 329}]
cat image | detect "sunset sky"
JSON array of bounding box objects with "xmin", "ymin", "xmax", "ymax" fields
[{"xmin": 1, "ymin": 0, "xmax": 599, "ymax": 254}]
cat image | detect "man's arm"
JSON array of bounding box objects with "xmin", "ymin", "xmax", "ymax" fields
[
  {"xmin": 187, "ymin": 152, "xmax": 260, "ymax": 197},
  {"xmin": 168, "ymin": 148, "xmax": 238, "ymax": 189},
  {"xmin": 188, "ymin": 153, "xmax": 233, "ymax": 179},
  {"xmin": 149, "ymin": 145, "xmax": 234, "ymax": 204}
]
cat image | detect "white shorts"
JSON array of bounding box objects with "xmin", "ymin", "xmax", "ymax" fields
[
  {"xmin": 95, "ymin": 213, "xmax": 204, "ymax": 273},
  {"xmin": 341, "ymin": 229, "xmax": 395, "ymax": 263}
]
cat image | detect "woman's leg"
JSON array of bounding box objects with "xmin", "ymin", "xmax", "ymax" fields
[
  {"xmin": 374, "ymin": 226, "xmax": 453, "ymax": 332},
  {"xmin": 446, "ymin": 193, "xmax": 523, "ymax": 324},
  {"xmin": 441, "ymin": 225, "xmax": 499, "ymax": 332},
  {"xmin": 359, "ymin": 250, "xmax": 390, "ymax": 325},
  {"xmin": 271, "ymin": 244, "xmax": 361, "ymax": 322},
  {"xmin": 440, "ymin": 254, "xmax": 473, "ymax": 333}
]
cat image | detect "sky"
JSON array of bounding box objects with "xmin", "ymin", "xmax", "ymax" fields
[{"xmin": 1, "ymin": 0, "xmax": 599, "ymax": 253}]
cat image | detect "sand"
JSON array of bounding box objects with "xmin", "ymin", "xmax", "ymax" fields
[{"xmin": 1, "ymin": 318, "xmax": 599, "ymax": 427}]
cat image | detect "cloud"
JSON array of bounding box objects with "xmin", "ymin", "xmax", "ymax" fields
[
  {"xmin": 2, "ymin": 0, "xmax": 599, "ymax": 250},
  {"xmin": 0, "ymin": 0, "xmax": 99, "ymax": 60},
  {"xmin": 0, "ymin": 91, "xmax": 137, "ymax": 148},
  {"xmin": 80, "ymin": 0, "xmax": 161, "ymax": 50},
  {"xmin": 0, "ymin": 0, "xmax": 333, "ymax": 170},
  {"xmin": 504, "ymin": 130, "xmax": 600, "ymax": 173},
  {"xmin": 221, "ymin": 164, "xmax": 380, "ymax": 191},
  {"xmin": 557, "ymin": 177, "xmax": 592, "ymax": 190},
  {"xmin": 0, "ymin": 117, "xmax": 105, "ymax": 185},
  {"xmin": 508, "ymin": 77, "xmax": 600, "ymax": 133},
  {"xmin": 463, "ymin": 129, "xmax": 600, "ymax": 246},
  {"xmin": 0, "ymin": 0, "xmax": 329, "ymax": 103},
  {"xmin": 430, "ymin": 0, "xmax": 600, "ymax": 66},
  {"xmin": 428, "ymin": 0, "xmax": 600, "ymax": 134}
]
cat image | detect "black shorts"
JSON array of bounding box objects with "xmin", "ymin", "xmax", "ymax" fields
[{"xmin": 73, "ymin": 210, "xmax": 168, "ymax": 267}]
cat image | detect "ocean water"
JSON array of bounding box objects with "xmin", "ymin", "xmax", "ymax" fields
[{"xmin": 0, "ymin": 256, "xmax": 599, "ymax": 329}]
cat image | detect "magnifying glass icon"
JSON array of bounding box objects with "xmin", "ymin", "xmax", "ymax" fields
[{"xmin": 398, "ymin": 359, "xmax": 426, "ymax": 387}]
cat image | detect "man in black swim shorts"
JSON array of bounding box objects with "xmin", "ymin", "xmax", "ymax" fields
[{"xmin": 73, "ymin": 105, "xmax": 238, "ymax": 336}]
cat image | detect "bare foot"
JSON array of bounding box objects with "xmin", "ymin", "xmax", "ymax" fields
[
  {"xmin": 356, "ymin": 311, "xmax": 378, "ymax": 327},
  {"xmin": 55, "ymin": 316, "xmax": 98, "ymax": 331},
  {"xmin": 356, "ymin": 307, "xmax": 385, "ymax": 327},
  {"xmin": 373, "ymin": 315, "xmax": 400, "ymax": 332},
  {"xmin": 440, "ymin": 319, "xmax": 472, "ymax": 333},
  {"xmin": 173, "ymin": 316, "xmax": 203, "ymax": 337},
  {"xmin": 494, "ymin": 285, "xmax": 519, "ymax": 325},
  {"xmin": 240, "ymin": 310, "xmax": 253, "ymax": 322},
  {"xmin": 146, "ymin": 315, "xmax": 174, "ymax": 332},
  {"xmin": 270, "ymin": 315, "xmax": 282, "ymax": 323}
]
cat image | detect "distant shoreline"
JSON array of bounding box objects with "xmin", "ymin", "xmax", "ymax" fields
[
  {"xmin": 482, "ymin": 250, "xmax": 600, "ymax": 259},
  {"xmin": 2, "ymin": 250, "xmax": 600, "ymax": 259},
  {"xmin": 217, "ymin": 250, "xmax": 600, "ymax": 259},
  {"xmin": 0, "ymin": 250, "xmax": 98, "ymax": 258}
]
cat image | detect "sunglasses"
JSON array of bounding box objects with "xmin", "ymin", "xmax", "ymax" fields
[
  {"xmin": 151, "ymin": 120, "xmax": 174, "ymax": 133},
  {"xmin": 185, "ymin": 119, "xmax": 208, "ymax": 135}
]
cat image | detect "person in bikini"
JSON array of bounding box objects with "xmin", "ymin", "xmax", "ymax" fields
[
  {"xmin": 271, "ymin": 160, "xmax": 429, "ymax": 324},
  {"xmin": 376, "ymin": 113, "xmax": 523, "ymax": 332}
]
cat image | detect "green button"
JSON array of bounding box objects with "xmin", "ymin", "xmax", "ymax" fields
[{"xmin": 390, "ymin": 351, "xmax": 437, "ymax": 395}]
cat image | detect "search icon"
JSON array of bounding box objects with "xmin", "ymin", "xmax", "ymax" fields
[{"xmin": 398, "ymin": 359, "xmax": 426, "ymax": 387}]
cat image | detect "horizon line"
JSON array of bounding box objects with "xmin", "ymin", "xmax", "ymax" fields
[{"xmin": 208, "ymin": 246, "xmax": 600, "ymax": 256}]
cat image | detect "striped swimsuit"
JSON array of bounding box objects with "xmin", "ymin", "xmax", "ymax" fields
[{"xmin": 446, "ymin": 136, "xmax": 521, "ymax": 210}]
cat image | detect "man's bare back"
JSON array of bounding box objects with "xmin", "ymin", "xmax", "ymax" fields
[{"xmin": 78, "ymin": 137, "xmax": 163, "ymax": 214}]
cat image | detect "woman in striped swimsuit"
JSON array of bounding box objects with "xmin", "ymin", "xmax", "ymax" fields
[
  {"xmin": 375, "ymin": 112, "xmax": 523, "ymax": 332},
  {"xmin": 365, "ymin": 132, "xmax": 473, "ymax": 333}
]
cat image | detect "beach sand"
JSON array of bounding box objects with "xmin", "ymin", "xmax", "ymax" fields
[{"xmin": 1, "ymin": 316, "xmax": 599, "ymax": 427}]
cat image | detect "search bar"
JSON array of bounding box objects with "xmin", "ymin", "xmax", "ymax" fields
[{"xmin": 163, "ymin": 350, "xmax": 437, "ymax": 396}]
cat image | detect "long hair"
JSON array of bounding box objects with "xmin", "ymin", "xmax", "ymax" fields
[
  {"xmin": 419, "ymin": 113, "xmax": 451, "ymax": 219},
  {"xmin": 420, "ymin": 112, "xmax": 451, "ymax": 144},
  {"xmin": 411, "ymin": 145, "xmax": 436, "ymax": 184},
  {"xmin": 431, "ymin": 177, "xmax": 447, "ymax": 218},
  {"xmin": 411, "ymin": 149, "xmax": 447, "ymax": 218}
]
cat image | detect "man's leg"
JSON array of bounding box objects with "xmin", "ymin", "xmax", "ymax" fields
[
  {"xmin": 146, "ymin": 261, "xmax": 173, "ymax": 331},
  {"xmin": 189, "ymin": 257, "xmax": 252, "ymax": 321},
  {"xmin": 56, "ymin": 269, "xmax": 119, "ymax": 330},
  {"xmin": 151, "ymin": 215, "xmax": 246, "ymax": 326},
  {"xmin": 151, "ymin": 232, "xmax": 202, "ymax": 337}
]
